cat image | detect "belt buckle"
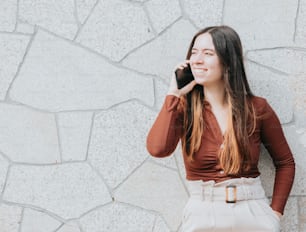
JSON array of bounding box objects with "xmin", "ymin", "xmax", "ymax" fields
[{"xmin": 226, "ymin": 185, "xmax": 237, "ymax": 203}]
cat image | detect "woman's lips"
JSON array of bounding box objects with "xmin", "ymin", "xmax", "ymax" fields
[{"xmin": 193, "ymin": 68, "xmax": 208, "ymax": 74}]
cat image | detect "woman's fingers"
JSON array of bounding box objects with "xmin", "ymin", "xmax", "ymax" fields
[
  {"xmin": 174, "ymin": 60, "xmax": 190, "ymax": 70},
  {"xmin": 180, "ymin": 80, "xmax": 197, "ymax": 95}
]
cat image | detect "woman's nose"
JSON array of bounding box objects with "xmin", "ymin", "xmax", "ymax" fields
[{"xmin": 191, "ymin": 57, "xmax": 204, "ymax": 65}]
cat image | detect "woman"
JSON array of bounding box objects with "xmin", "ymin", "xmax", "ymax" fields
[{"xmin": 146, "ymin": 26, "xmax": 295, "ymax": 232}]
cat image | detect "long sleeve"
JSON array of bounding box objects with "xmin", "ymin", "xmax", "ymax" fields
[
  {"xmin": 146, "ymin": 95, "xmax": 183, "ymax": 157},
  {"xmin": 260, "ymin": 100, "xmax": 295, "ymax": 214}
]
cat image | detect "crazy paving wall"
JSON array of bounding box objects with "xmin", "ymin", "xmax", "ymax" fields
[{"xmin": 0, "ymin": 0, "xmax": 305, "ymax": 231}]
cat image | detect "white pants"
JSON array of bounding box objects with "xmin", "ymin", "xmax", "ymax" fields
[{"xmin": 181, "ymin": 177, "xmax": 280, "ymax": 232}]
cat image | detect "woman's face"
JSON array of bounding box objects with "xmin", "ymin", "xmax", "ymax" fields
[{"xmin": 190, "ymin": 33, "xmax": 223, "ymax": 87}]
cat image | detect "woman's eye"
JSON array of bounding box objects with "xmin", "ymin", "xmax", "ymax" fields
[{"xmin": 204, "ymin": 52, "xmax": 213, "ymax": 56}]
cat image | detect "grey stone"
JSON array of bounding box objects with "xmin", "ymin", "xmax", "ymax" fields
[
  {"xmin": 15, "ymin": 21, "xmax": 35, "ymax": 34},
  {"xmin": 258, "ymin": 147, "xmax": 276, "ymax": 197},
  {"xmin": 130, "ymin": 0, "xmax": 148, "ymax": 2},
  {"xmin": 88, "ymin": 101, "xmax": 156, "ymax": 188},
  {"xmin": 247, "ymin": 48, "xmax": 306, "ymax": 75},
  {"xmin": 80, "ymin": 203, "xmax": 156, "ymax": 232},
  {"xmin": 3, "ymin": 163, "xmax": 111, "ymax": 219},
  {"xmin": 0, "ymin": 154, "xmax": 9, "ymax": 194},
  {"xmin": 145, "ymin": 0, "xmax": 181, "ymax": 33},
  {"xmin": 280, "ymin": 197, "xmax": 298, "ymax": 232},
  {"xmin": 0, "ymin": 103, "xmax": 60, "ymax": 164},
  {"xmin": 295, "ymin": 0, "xmax": 306, "ymax": 47},
  {"xmin": 182, "ymin": 0, "xmax": 223, "ymax": 28},
  {"xmin": 58, "ymin": 112, "xmax": 93, "ymax": 162},
  {"xmin": 245, "ymin": 61, "xmax": 293, "ymax": 123},
  {"xmin": 295, "ymin": 108, "xmax": 306, "ymax": 129},
  {"xmin": 153, "ymin": 216, "xmax": 170, "ymax": 232},
  {"xmin": 19, "ymin": 0, "xmax": 78, "ymax": 39},
  {"xmin": 149, "ymin": 155, "xmax": 177, "ymax": 170},
  {"xmin": 282, "ymin": 125, "xmax": 306, "ymax": 196},
  {"xmin": 292, "ymin": 74, "xmax": 306, "ymax": 115},
  {"xmin": 21, "ymin": 208, "xmax": 61, "ymax": 232},
  {"xmin": 9, "ymin": 30, "xmax": 154, "ymax": 111},
  {"xmin": 76, "ymin": 0, "xmax": 97, "ymax": 25},
  {"xmin": 76, "ymin": 0, "xmax": 154, "ymax": 61},
  {"xmin": 154, "ymin": 78, "xmax": 169, "ymax": 111},
  {"xmin": 0, "ymin": 1, "xmax": 17, "ymax": 32},
  {"xmin": 122, "ymin": 19, "xmax": 197, "ymax": 80},
  {"xmin": 299, "ymin": 197, "xmax": 306, "ymax": 232},
  {"xmin": 0, "ymin": 204, "xmax": 22, "ymax": 232},
  {"xmin": 114, "ymin": 162, "xmax": 188, "ymax": 231},
  {"xmin": 0, "ymin": 34, "xmax": 30, "ymax": 100},
  {"xmin": 300, "ymin": 131, "xmax": 306, "ymax": 147},
  {"xmin": 223, "ymin": 0, "xmax": 297, "ymax": 50},
  {"xmin": 56, "ymin": 221, "xmax": 81, "ymax": 232}
]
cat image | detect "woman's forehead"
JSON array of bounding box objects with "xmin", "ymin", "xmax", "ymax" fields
[{"xmin": 193, "ymin": 33, "xmax": 215, "ymax": 50}]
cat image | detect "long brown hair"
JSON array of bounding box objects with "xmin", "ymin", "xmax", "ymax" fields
[{"xmin": 180, "ymin": 26, "xmax": 256, "ymax": 175}]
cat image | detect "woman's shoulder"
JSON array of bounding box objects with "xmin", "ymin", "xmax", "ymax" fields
[
  {"xmin": 250, "ymin": 95, "xmax": 267, "ymax": 106},
  {"xmin": 249, "ymin": 95, "xmax": 272, "ymax": 115}
]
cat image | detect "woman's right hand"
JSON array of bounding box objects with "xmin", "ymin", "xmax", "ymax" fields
[{"xmin": 167, "ymin": 60, "xmax": 197, "ymax": 98}]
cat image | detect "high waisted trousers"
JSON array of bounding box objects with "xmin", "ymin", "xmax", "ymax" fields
[{"xmin": 181, "ymin": 177, "xmax": 280, "ymax": 232}]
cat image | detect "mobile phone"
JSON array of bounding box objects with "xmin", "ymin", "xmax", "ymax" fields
[{"xmin": 175, "ymin": 64, "xmax": 194, "ymax": 89}]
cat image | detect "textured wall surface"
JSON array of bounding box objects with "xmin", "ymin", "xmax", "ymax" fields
[{"xmin": 0, "ymin": 0, "xmax": 305, "ymax": 231}]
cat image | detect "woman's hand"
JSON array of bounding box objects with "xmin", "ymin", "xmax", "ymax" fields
[
  {"xmin": 273, "ymin": 210, "xmax": 282, "ymax": 220},
  {"xmin": 167, "ymin": 60, "xmax": 197, "ymax": 98}
]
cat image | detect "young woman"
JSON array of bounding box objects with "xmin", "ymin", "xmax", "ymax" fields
[{"xmin": 146, "ymin": 26, "xmax": 295, "ymax": 232}]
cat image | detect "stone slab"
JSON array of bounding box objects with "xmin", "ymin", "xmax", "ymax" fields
[
  {"xmin": 0, "ymin": 1, "xmax": 17, "ymax": 32},
  {"xmin": 0, "ymin": 154, "xmax": 9, "ymax": 194},
  {"xmin": 80, "ymin": 203, "xmax": 156, "ymax": 232},
  {"xmin": 247, "ymin": 48, "xmax": 306, "ymax": 75},
  {"xmin": 0, "ymin": 34, "xmax": 30, "ymax": 100},
  {"xmin": 182, "ymin": 0, "xmax": 223, "ymax": 28},
  {"xmin": 21, "ymin": 208, "xmax": 61, "ymax": 232},
  {"xmin": 56, "ymin": 221, "xmax": 81, "ymax": 232},
  {"xmin": 0, "ymin": 204, "xmax": 22, "ymax": 232},
  {"xmin": 245, "ymin": 61, "xmax": 293, "ymax": 123},
  {"xmin": 9, "ymin": 30, "xmax": 154, "ymax": 111},
  {"xmin": 88, "ymin": 101, "xmax": 156, "ymax": 188},
  {"xmin": 114, "ymin": 161, "xmax": 188, "ymax": 231},
  {"xmin": 19, "ymin": 0, "xmax": 78, "ymax": 39},
  {"xmin": 223, "ymin": 0, "xmax": 297, "ymax": 50},
  {"xmin": 3, "ymin": 163, "xmax": 111, "ymax": 219},
  {"xmin": 280, "ymin": 197, "xmax": 298, "ymax": 232},
  {"xmin": 153, "ymin": 216, "xmax": 170, "ymax": 232},
  {"xmin": 16, "ymin": 21, "xmax": 35, "ymax": 34},
  {"xmin": 76, "ymin": 0, "xmax": 154, "ymax": 61},
  {"xmin": 76, "ymin": 0, "xmax": 97, "ymax": 25},
  {"xmin": 282, "ymin": 125, "xmax": 306, "ymax": 196},
  {"xmin": 0, "ymin": 103, "xmax": 60, "ymax": 164},
  {"xmin": 145, "ymin": 0, "xmax": 181, "ymax": 33},
  {"xmin": 58, "ymin": 112, "xmax": 93, "ymax": 162},
  {"xmin": 295, "ymin": 0, "xmax": 306, "ymax": 47},
  {"xmin": 122, "ymin": 19, "xmax": 197, "ymax": 80},
  {"xmin": 299, "ymin": 197, "xmax": 306, "ymax": 232}
]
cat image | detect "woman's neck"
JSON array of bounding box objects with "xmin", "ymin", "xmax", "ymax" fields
[{"xmin": 203, "ymin": 84, "xmax": 227, "ymax": 109}]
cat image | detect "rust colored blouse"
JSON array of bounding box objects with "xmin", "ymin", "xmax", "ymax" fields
[{"xmin": 146, "ymin": 95, "xmax": 295, "ymax": 214}]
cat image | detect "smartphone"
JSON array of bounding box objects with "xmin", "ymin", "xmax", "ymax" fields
[{"xmin": 175, "ymin": 64, "xmax": 194, "ymax": 89}]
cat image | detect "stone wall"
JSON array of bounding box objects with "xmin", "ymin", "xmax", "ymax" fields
[{"xmin": 0, "ymin": 0, "xmax": 305, "ymax": 231}]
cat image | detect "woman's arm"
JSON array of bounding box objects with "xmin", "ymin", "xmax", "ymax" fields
[
  {"xmin": 147, "ymin": 61, "xmax": 197, "ymax": 158},
  {"xmin": 260, "ymin": 100, "xmax": 295, "ymax": 215},
  {"xmin": 146, "ymin": 95, "xmax": 183, "ymax": 157}
]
